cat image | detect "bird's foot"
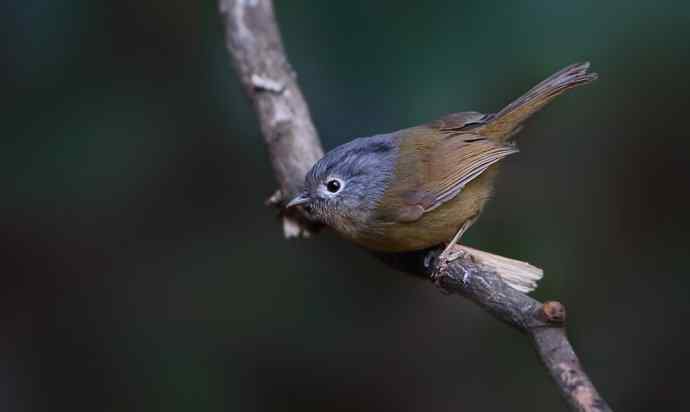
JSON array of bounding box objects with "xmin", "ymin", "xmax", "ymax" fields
[{"xmin": 431, "ymin": 244, "xmax": 468, "ymax": 285}]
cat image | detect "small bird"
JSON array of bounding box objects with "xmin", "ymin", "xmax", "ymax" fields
[{"xmin": 287, "ymin": 63, "xmax": 597, "ymax": 282}]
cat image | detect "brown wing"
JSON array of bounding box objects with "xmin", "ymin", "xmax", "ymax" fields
[
  {"xmin": 429, "ymin": 111, "xmax": 488, "ymax": 131},
  {"xmin": 377, "ymin": 113, "xmax": 518, "ymax": 223}
]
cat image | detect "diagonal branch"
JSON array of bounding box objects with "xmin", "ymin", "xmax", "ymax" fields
[
  {"xmin": 218, "ymin": 1, "xmax": 612, "ymax": 411},
  {"xmin": 379, "ymin": 249, "xmax": 610, "ymax": 412},
  {"xmin": 219, "ymin": 0, "xmax": 324, "ymax": 238}
]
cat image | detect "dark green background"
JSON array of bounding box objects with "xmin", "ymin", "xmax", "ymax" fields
[{"xmin": 3, "ymin": 0, "xmax": 690, "ymax": 410}]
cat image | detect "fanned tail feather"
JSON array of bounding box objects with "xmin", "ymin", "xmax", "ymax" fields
[{"xmin": 480, "ymin": 62, "xmax": 598, "ymax": 143}]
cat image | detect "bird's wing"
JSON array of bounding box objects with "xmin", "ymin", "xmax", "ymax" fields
[
  {"xmin": 429, "ymin": 111, "xmax": 490, "ymax": 131},
  {"xmin": 377, "ymin": 113, "xmax": 517, "ymax": 223}
]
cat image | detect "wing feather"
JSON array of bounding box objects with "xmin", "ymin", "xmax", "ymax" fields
[
  {"xmin": 377, "ymin": 116, "xmax": 517, "ymax": 223},
  {"xmin": 421, "ymin": 140, "xmax": 518, "ymax": 212}
]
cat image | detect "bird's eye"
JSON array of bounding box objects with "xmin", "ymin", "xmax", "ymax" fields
[{"xmin": 325, "ymin": 179, "xmax": 341, "ymax": 193}]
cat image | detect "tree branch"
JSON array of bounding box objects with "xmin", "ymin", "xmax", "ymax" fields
[
  {"xmin": 218, "ymin": 1, "xmax": 612, "ymax": 411},
  {"xmin": 379, "ymin": 249, "xmax": 610, "ymax": 412},
  {"xmin": 219, "ymin": 0, "xmax": 324, "ymax": 237}
]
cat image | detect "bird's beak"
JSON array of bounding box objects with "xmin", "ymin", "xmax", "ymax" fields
[{"xmin": 285, "ymin": 192, "xmax": 311, "ymax": 208}]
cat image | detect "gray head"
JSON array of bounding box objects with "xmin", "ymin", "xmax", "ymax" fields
[{"xmin": 286, "ymin": 133, "xmax": 399, "ymax": 235}]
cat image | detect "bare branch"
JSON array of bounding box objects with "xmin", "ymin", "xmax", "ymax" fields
[
  {"xmin": 377, "ymin": 249, "xmax": 611, "ymax": 412},
  {"xmin": 218, "ymin": 1, "xmax": 612, "ymax": 410},
  {"xmin": 219, "ymin": 0, "xmax": 324, "ymax": 237},
  {"xmin": 427, "ymin": 252, "xmax": 610, "ymax": 412}
]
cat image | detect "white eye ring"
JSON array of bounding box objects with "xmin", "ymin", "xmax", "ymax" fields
[{"xmin": 322, "ymin": 177, "xmax": 344, "ymax": 196}]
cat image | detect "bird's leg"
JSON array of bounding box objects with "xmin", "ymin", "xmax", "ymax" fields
[{"xmin": 431, "ymin": 219, "xmax": 473, "ymax": 283}]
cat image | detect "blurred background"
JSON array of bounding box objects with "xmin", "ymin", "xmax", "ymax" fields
[{"xmin": 3, "ymin": 0, "xmax": 690, "ymax": 410}]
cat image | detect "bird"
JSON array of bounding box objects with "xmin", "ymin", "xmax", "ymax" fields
[{"xmin": 286, "ymin": 62, "xmax": 597, "ymax": 284}]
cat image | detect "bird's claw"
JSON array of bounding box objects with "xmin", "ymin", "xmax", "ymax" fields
[
  {"xmin": 431, "ymin": 245, "xmax": 468, "ymax": 284},
  {"xmin": 431, "ymin": 244, "xmax": 468, "ymax": 285}
]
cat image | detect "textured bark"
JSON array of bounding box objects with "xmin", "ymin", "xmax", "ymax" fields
[
  {"xmin": 219, "ymin": 0, "xmax": 324, "ymax": 237},
  {"xmin": 219, "ymin": 1, "xmax": 612, "ymax": 411},
  {"xmin": 426, "ymin": 251, "xmax": 610, "ymax": 412}
]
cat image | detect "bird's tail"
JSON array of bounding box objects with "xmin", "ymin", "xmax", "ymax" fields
[{"xmin": 480, "ymin": 62, "xmax": 598, "ymax": 143}]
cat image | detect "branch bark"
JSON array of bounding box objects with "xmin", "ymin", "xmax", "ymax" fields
[
  {"xmin": 219, "ymin": 0, "xmax": 324, "ymax": 237},
  {"xmin": 379, "ymin": 249, "xmax": 611, "ymax": 412},
  {"xmin": 219, "ymin": 1, "xmax": 612, "ymax": 411}
]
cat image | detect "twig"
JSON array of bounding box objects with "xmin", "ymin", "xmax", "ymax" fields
[
  {"xmin": 218, "ymin": 1, "xmax": 612, "ymax": 411},
  {"xmin": 444, "ymin": 260, "xmax": 610, "ymax": 412},
  {"xmin": 219, "ymin": 0, "xmax": 324, "ymax": 238},
  {"xmin": 380, "ymin": 249, "xmax": 610, "ymax": 412}
]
